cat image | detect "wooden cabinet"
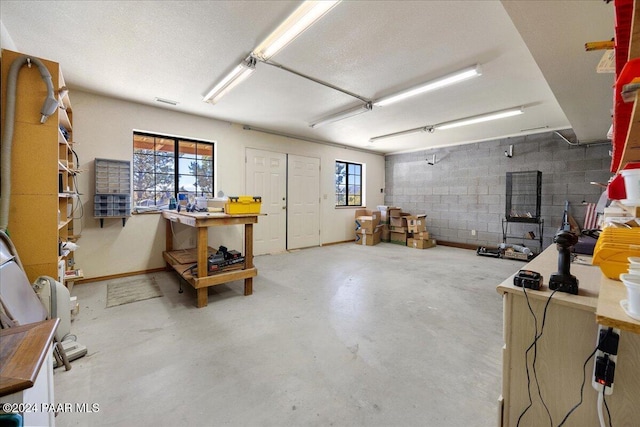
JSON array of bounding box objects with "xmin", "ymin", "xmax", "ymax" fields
[
  {"xmin": 497, "ymin": 247, "xmax": 640, "ymax": 426},
  {"xmin": 0, "ymin": 319, "xmax": 59, "ymax": 427},
  {"xmin": 0, "ymin": 49, "xmax": 81, "ymax": 286}
]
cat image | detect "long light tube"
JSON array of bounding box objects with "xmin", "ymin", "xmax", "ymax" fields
[
  {"xmin": 253, "ymin": 1, "xmax": 341, "ymax": 61},
  {"xmin": 203, "ymin": 57, "xmax": 256, "ymax": 104},
  {"xmin": 373, "ymin": 64, "xmax": 482, "ymax": 107},
  {"xmin": 369, "ymin": 126, "xmax": 428, "ymax": 143},
  {"xmin": 369, "ymin": 107, "xmax": 524, "ymax": 142},
  {"xmin": 310, "ymin": 102, "xmax": 372, "ymax": 128},
  {"xmin": 434, "ymin": 107, "xmax": 523, "ymax": 130}
]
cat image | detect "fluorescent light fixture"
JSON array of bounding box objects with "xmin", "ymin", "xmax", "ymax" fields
[
  {"xmin": 253, "ymin": 1, "xmax": 341, "ymax": 61},
  {"xmin": 369, "ymin": 126, "xmax": 429, "ymax": 143},
  {"xmin": 373, "ymin": 64, "xmax": 481, "ymax": 107},
  {"xmin": 369, "ymin": 107, "xmax": 524, "ymax": 142},
  {"xmin": 203, "ymin": 57, "xmax": 256, "ymax": 104},
  {"xmin": 310, "ymin": 102, "xmax": 372, "ymax": 128},
  {"xmin": 155, "ymin": 97, "xmax": 179, "ymax": 106},
  {"xmin": 434, "ymin": 107, "xmax": 523, "ymax": 130}
]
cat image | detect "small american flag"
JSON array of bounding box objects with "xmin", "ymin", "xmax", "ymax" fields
[{"xmin": 584, "ymin": 203, "xmax": 597, "ymax": 230}]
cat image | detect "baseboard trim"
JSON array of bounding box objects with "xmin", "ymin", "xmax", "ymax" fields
[
  {"xmin": 436, "ymin": 240, "xmax": 477, "ymax": 251},
  {"xmin": 321, "ymin": 240, "xmax": 353, "ymax": 246},
  {"xmin": 75, "ymin": 267, "xmax": 167, "ymax": 285},
  {"xmin": 77, "ymin": 240, "xmax": 473, "ymax": 284}
]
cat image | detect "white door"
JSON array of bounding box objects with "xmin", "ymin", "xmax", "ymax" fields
[
  {"xmin": 246, "ymin": 148, "xmax": 287, "ymax": 255},
  {"xmin": 288, "ymin": 155, "xmax": 320, "ymax": 249}
]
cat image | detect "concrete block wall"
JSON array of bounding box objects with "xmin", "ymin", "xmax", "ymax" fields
[{"xmin": 384, "ymin": 130, "xmax": 611, "ymax": 251}]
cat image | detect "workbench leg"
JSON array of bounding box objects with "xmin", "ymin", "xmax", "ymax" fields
[
  {"xmin": 244, "ymin": 223, "xmax": 254, "ymax": 296},
  {"xmin": 244, "ymin": 277, "xmax": 253, "ymax": 296},
  {"xmin": 165, "ymin": 218, "xmax": 174, "ymax": 271},
  {"xmin": 196, "ymin": 288, "xmax": 208, "ymax": 308}
]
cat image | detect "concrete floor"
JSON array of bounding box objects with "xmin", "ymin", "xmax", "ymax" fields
[{"xmin": 53, "ymin": 243, "xmax": 522, "ymax": 426}]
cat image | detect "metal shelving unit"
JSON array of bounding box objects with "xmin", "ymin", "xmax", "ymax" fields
[{"xmin": 501, "ymin": 218, "xmax": 544, "ymax": 255}]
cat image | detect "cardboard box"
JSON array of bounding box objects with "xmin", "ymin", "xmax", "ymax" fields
[
  {"xmin": 355, "ymin": 216, "xmax": 379, "ymax": 234},
  {"xmin": 408, "ymin": 238, "xmax": 437, "ymax": 249},
  {"xmin": 355, "ymin": 226, "xmax": 382, "ymax": 246},
  {"xmin": 504, "ymin": 248, "xmax": 529, "ymax": 260},
  {"xmin": 390, "ymin": 230, "xmax": 407, "ymax": 245},
  {"xmin": 390, "ymin": 226, "xmax": 407, "ymax": 232},
  {"xmin": 415, "ymin": 231, "xmax": 430, "ymax": 239},
  {"xmin": 388, "ymin": 207, "xmax": 402, "ymax": 218},
  {"xmin": 378, "ymin": 206, "xmax": 400, "ymax": 224},
  {"xmin": 407, "ymin": 214, "xmax": 427, "ymax": 233},
  {"xmin": 355, "ymin": 210, "xmax": 380, "ymax": 227},
  {"xmin": 390, "ymin": 216, "xmax": 408, "ymax": 228},
  {"xmin": 207, "ymin": 198, "xmax": 227, "ymax": 212},
  {"xmin": 381, "ymin": 224, "xmax": 391, "ymax": 242}
]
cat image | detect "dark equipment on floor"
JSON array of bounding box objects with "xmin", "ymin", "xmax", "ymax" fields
[{"xmin": 476, "ymin": 246, "xmax": 502, "ymax": 258}]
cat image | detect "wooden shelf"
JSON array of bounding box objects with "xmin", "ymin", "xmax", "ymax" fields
[
  {"xmin": 58, "ymin": 107, "xmax": 71, "ymax": 131},
  {"xmin": 58, "ymin": 218, "xmax": 72, "ymax": 230},
  {"xmin": 163, "ymin": 251, "xmax": 256, "ymax": 289},
  {"xmin": 611, "ymin": 200, "xmax": 640, "ymax": 217},
  {"xmin": 58, "ymin": 127, "xmax": 67, "ymax": 144},
  {"xmin": 64, "ymin": 268, "xmax": 84, "ymax": 281},
  {"xmin": 618, "ymin": 91, "xmax": 640, "ymax": 171},
  {"xmin": 596, "ymin": 277, "xmax": 640, "ymax": 334},
  {"xmin": 1, "ymin": 50, "xmax": 80, "ymax": 287}
]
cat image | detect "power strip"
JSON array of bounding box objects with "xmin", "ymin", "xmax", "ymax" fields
[{"xmin": 592, "ymin": 325, "xmax": 620, "ymax": 395}]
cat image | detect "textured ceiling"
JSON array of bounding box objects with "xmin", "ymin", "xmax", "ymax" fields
[{"xmin": 0, "ymin": 1, "xmax": 615, "ymax": 154}]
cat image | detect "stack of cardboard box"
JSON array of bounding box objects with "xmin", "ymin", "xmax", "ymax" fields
[
  {"xmin": 377, "ymin": 205, "xmax": 392, "ymax": 242},
  {"xmin": 354, "ymin": 209, "xmax": 382, "ymax": 246},
  {"xmin": 385, "ymin": 208, "xmax": 436, "ymax": 249},
  {"xmin": 389, "ymin": 207, "xmax": 410, "ymax": 245},
  {"xmin": 406, "ymin": 214, "xmax": 437, "ymax": 249},
  {"xmin": 354, "ymin": 206, "xmax": 436, "ymax": 249}
]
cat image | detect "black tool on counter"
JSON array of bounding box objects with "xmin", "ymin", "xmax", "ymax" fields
[
  {"xmin": 549, "ymin": 201, "xmax": 579, "ymax": 294},
  {"xmin": 514, "ymin": 269, "xmax": 543, "ymax": 290}
]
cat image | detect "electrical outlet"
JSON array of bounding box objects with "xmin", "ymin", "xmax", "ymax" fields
[
  {"xmin": 471, "ymin": 229, "xmax": 476, "ymax": 236},
  {"xmin": 592, "ymin": 325, "xmax": 620, "ymax": 395}
]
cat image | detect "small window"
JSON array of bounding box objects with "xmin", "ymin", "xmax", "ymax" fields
[
  {"xmin": 335, "ymin": 161, "xmax": 362, "ymax": 207},
  {"xmin": 133, "ymin": 132, "xmax": 214, "ymax": 208}
]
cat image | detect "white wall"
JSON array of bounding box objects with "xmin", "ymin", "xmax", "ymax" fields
[{"xmin": 71, "ymin": 91, "xmax": 385, "ymax": 279}]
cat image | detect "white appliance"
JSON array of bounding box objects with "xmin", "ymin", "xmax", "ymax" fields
[
  {"xmin": 0, "ymin": 232, "xmax": 86, "ymax": 366},
  {"xmin": 32, "ymin": 276, "xmax": 87, "ymax": 364}
]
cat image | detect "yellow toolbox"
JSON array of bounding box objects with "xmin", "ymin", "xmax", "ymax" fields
[{"xmin": 225, "ymin": 196, "xmax": 262, "ymax": 214}]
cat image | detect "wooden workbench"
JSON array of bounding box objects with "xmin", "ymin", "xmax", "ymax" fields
[
  {"xmin": 496, "ymin": 245, "xmax": 640, "ymax": 426},
  {"xmin": 162, "ymin": 211, "xmax": 259, "ymax": 308},
  {"xmin": 1, "ymin": 319, "xmax": 58, "ymax": 427}
]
